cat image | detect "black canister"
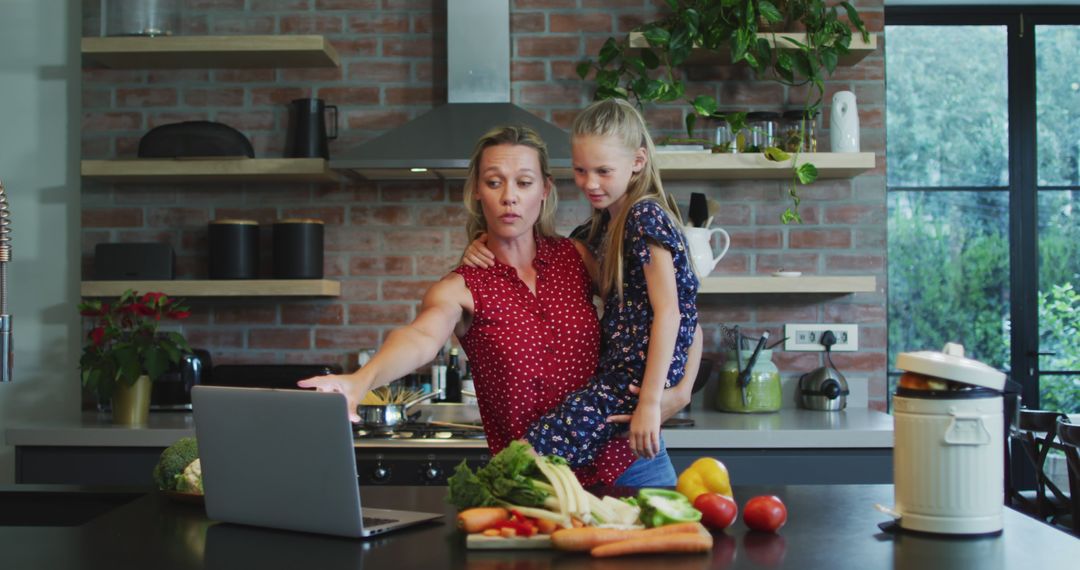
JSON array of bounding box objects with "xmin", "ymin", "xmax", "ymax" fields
[
  {"xmin": 208, "ymin": 219, "xmax": 259, "ymax": 279},
  {"xmin": 273, "ymin": 218, "xmax": 324, "ymax": 279}
]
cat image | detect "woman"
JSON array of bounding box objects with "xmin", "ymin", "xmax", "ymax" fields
[{"xmin": 300, "ymin": 125, "xmax": 700, "ymax": 487}]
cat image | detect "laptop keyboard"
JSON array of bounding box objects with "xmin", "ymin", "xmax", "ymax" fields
[{"xmin": 363, "ymin": 516, "xmax": 399, "ymax": 527}]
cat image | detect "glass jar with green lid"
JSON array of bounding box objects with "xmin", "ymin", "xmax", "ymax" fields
[{"xmin": 715, "ymin": 349, "xmax": 782, "ymax": 413}]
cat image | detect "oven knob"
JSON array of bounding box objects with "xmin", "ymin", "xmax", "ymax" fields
[
  {"xmin": 372, "ymin": 463, "xmax": 392, "ymax": 483},
  {"xmin": 422, "ymin": 462, "xmax": 443, "ymax": 482}
]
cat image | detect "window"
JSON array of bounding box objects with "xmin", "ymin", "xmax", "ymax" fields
[{"xmin": 885, "ymin": 9, "xmax": 1080, "ymax": 414}]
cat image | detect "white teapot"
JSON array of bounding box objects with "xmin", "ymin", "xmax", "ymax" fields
[{"xmin": 683, "ymin": 226, "xmax": 730, "ymax": 279}]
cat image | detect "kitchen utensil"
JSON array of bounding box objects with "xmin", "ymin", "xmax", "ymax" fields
[
  {"xmin": 357, "ymin": 390, "xmax": 442, "ymax": 429},
  {"xmin": 138, "ymin": 121, "xmax": 254, "ymax": 158},
  {"xmin": 797, "ymin": 330, "xmax": 849, "ymax": 411},
  {"xmin": 738, "ymin": 331, "xmax": 770, "ymax": 406},
  {"xmin": 285, "ymin": 98, "xmax": 338, "ymax": 159},
  {"xmin": 704, "ymin": 197, "xmax": 721, "ymax": 228},
  {"xmin": 208, "ymin": 219, "xmax": 259, "ymax": 279},
  {"xmin": 830, "ymin": 91, "xmax": 860, "ymax": 153},
  {"xmin": 104, "ymin": 0, "xmax": 180, "ymax": 37},
  {"xmin": 766, "ymin": 336, "xmax": 788, "ymax": 350},
  {"xmin": 688, "ymin": 193, "xmax": 708, "ymax": 227},
  {"xmin": 151, "ymin": 348, "xmax": 212, "ymax": 411},
  {"xmin": 891, "ymin": 342, "xmax": 1007, "ymax": 535},
  {"xmin": 716, "ymin": 347, "xmax": 781, "ymax": 413},
  {"xmin": 684, "ymin": 226, "xmax": 730, "ymax": 279}
]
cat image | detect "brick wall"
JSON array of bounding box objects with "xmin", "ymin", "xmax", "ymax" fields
[{"xmin": 80, "ymin": 0, "xmax": 887, "ymax": 408}]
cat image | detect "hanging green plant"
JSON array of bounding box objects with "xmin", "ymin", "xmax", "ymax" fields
[{"xmin": 576, "ymin": 0, "xmax": 869, "ymax": 224}]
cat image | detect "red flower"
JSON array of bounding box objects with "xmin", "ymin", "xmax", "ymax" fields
[
  {"xmin": 166, "ymin": 310, "xmax": 191, "ymax": 320},
  {"xmin": 141, "ymin": 292, "xmax": 166, "ymax": 304},
  {"xmin": 90, "ymin": 327, "xmax": 106, "ymax": 347},
  {"xmin": 133, "ymin": 303, "xmax": 156, "ymax": 317}
]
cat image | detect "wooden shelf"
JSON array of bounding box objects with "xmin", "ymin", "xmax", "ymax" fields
[
  {"xmin": 81, "ymin": 158, "xmax": 340, "ymax": 183},
  {"xmin": 656, "ymin": 152, "xmax": 875, "ymax": 180},
  {"xmin": 628, "ymin": 31, "xmax": 878, "ymax": 66},
  {"xmin": 344, "ymin": 153, "xmax": 874, "ymax": 181},
  {"xmin": 698, "ymin": 275, "xmax": 876, "ymax": 294},
  {"xmin": 81, "ymin": 35, "xmax": 340, "ymax": 69},
  {"xmin": 81, "ymin": 280, "xmax": 341, "ymax": 298}
]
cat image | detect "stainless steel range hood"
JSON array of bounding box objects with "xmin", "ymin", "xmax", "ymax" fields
[{"xmin": 331, "ymin": 0, "xmax": 571, "ymax": 180}]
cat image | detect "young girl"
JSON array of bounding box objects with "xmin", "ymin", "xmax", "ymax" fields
[{"xmin": 466, "ymin": 99, "xmax": 699, "ymax": 467}]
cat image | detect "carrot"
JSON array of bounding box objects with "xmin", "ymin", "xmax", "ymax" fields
[
  {"xmin": 456, "ymin": 507, "xmax": 509, "ymax": 533},
  {"xmin": 536, "ymin": 518, "xmax": 559, "ymax": 534},
  {"xmin": 551, "ymin": 522, "xmax": 707, "ymax": 551},
  {"xmin": 590, "ymin": 531, "xmax": 713, "ymax": 558}
]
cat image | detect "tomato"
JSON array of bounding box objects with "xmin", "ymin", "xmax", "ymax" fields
[
  {"xmin": 742, "ymin": 495, "xmax": 787, "ymax": 532},
  {"xmin": 693, "ymin": 492, "xmax": 738, "ymax": 530}
]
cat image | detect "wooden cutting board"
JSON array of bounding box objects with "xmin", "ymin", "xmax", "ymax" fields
[{"xmin": 466, "ymin": 534, "xmax": 553, "ymax": 550}]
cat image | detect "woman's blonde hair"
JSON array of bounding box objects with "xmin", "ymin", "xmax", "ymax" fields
[
  {"xmin": 574, "ymin": 98, "xmax": 684, "ymax": 300},
  {"xmin": 463, "ymin": 125, "xmax": 559, "ymax": 242}
]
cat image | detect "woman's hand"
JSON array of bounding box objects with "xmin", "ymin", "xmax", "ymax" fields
[
  {"xmin": 628, "ymin": 403, "xmax": 662, "ymax": 459},
  {"xmin": 460, "ymin": 232, "xmax": 495, "ymax": 268},
  {"xmin": 607, "ymin": 377, "xmax": 693, "ymax": 427},
  {"xmin": 297, "ymin": 373, "xmax": 372, "ymax": 423}
]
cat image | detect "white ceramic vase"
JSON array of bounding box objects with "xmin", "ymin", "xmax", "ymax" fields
[{"xmin": 830, "ymin": 90, "xmax": 860, "ymax": 153}]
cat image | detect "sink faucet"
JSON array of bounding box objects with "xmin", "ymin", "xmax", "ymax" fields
[{"xmin": 0, "ymin": 178, "xmax": 11, "ymax": 382}]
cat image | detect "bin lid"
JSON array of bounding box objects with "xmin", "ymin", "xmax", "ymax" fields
[{"xmin": 895, "ymin": 342, "xmax": 1006, "ymax": 391}]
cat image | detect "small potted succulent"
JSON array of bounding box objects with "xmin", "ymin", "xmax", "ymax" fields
[{"xmin": 78, "ymin": 290, "xmax": 191, "ymax": 425}]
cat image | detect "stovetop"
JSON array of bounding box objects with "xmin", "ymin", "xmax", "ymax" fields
[{"xmin": 354, "ymin": 421, "xmax": 487, "ymax": 441}]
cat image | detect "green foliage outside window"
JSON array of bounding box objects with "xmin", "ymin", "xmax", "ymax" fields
[{"xmin": 888, "ymin": 191, "xmax": 1080, "ymax": 413}]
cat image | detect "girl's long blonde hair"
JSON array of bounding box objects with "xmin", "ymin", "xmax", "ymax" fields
[
  {"xmin": 574, "ymin": 99, "xmax": 684, "ymax": 301},
  {"xmin": 463, "ymin": 126, "xmax": 559, "ymax": 242}
]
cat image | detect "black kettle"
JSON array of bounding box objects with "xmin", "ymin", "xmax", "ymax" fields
[{"xmin": 285, "ymin": 98, "xmax": 338, "ymax": 160}]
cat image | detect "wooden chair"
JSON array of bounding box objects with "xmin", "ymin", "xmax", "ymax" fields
[
  {"xmin": 1009, "ymin": 409, "xmax": 1071, "ymax": 527},
  {"xmin": 1056, "ymin": 416, "xmax": 1080, "ymax": 535}
]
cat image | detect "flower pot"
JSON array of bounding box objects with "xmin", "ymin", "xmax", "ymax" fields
[{"xmin": 111, "ymin": 375, "xmax": 152, "ymax": 425}]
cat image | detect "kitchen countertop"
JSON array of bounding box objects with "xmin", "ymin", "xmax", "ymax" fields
[
  {"xmin": 2, "ymin": 484, "xmax": 1076, "ymax": 569},
  {"xmin": 6, "ymin": 405, "xmax": 892, "ymax": 450}
]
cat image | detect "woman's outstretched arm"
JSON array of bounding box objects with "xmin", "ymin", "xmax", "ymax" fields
[{"xmin": 298, "ymin": 274, "xmax": 469, "ymax": 421}]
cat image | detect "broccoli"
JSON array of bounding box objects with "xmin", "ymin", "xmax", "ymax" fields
[
  {"xmin": 153, "ymin": 437, "xmax": 199, "ymax": 492},
  {"xmin": 176, "ymin": 458, "xmax": 202, "ymax": 494}
]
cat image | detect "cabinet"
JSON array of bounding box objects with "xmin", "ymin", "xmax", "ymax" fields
[{"xmin": 80, "ymin": 35, "xmax": 342, "ymax": 296}]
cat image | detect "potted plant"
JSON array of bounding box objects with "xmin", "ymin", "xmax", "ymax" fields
[
  {"xmin": 79, "ymin": 290, "xmax": 191, "ymax": 425},
  {"xmin": 576, "ymin": 0, "xmax": 869, "ymax": 223}
]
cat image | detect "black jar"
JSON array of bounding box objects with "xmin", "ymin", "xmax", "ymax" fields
[
  {"xmin": 208, "ymin": 219, "xmax": 259, "ymax": 279},
  {"xmin": 273, "ymin": 218, "xmax": 324, "ymax": 279}
]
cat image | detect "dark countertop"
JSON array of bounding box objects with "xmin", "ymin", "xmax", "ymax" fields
[{"xmin": 3, "ymin": 484, "xmax": 1077, "ymax": 569}]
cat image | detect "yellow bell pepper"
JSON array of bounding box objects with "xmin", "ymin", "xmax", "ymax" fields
[{"xmin": 676, "ymin": 457, "xmax": 732, "ymax": 502}]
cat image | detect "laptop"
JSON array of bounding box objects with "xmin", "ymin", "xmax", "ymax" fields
[{"xmin": 192, "ymin": 385, "xmax": 443, "ymax": 538}]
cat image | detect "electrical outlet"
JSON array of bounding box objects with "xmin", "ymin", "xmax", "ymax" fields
[{"xmin": 784, "ymin": 324, "xmax": 859, "ymax": 352}]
